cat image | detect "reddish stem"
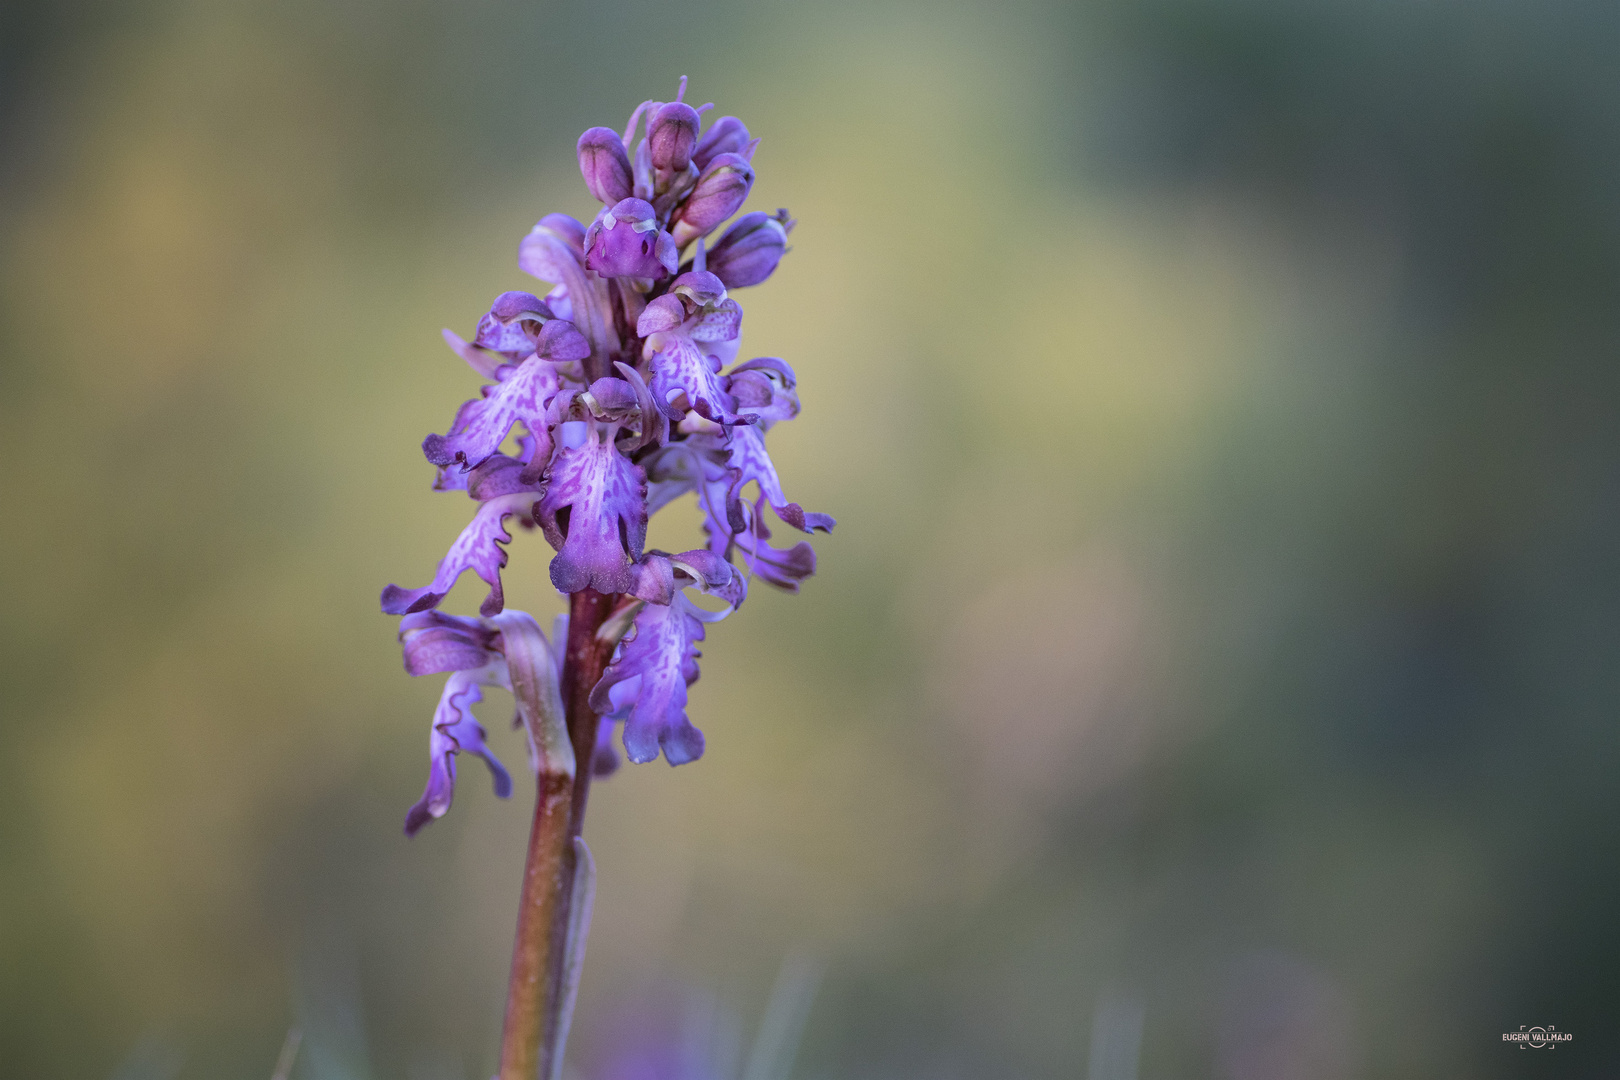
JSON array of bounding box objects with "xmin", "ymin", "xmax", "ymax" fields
[{"xmin": 496, "ymin": 589, "xmax": 618, "ymax": 1080}]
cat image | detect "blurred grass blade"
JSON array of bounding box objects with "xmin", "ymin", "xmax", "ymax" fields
[
  {"xmin": 741, "ymin": 954, "xmax": 822, "ymax": 1080},
  {"xmin": 271, "ymin": 1028, "xmax": 303, "ymax": 1080}
]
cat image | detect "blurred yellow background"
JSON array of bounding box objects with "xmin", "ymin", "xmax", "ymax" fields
[{"xmin": 3, "ymin": 1, "xmax": 1616, "ymax": 1078}]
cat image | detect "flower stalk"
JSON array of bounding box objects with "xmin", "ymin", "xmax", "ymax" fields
[{"xmin": 496, "ymin": 589, "xmax": 618, "ymax": 1078}]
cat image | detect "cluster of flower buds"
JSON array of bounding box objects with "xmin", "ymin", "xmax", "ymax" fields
[{"xmin": 382, "ymin": 79, "xmax": 832, "ymax": 834}]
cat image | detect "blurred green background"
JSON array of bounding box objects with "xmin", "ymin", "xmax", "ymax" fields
[{"xmin": 3, "ymin": 0, "xmax": 1618, "ymax": 1077}]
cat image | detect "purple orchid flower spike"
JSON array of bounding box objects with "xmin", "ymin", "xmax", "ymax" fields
[{"xmin": 379, "ymin": 79, "xmax": 833, "ymax": 1080}]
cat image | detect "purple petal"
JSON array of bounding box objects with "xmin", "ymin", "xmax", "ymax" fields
[
  {"xmin": 433, "ymin": 463, "xmax": 470, "ymax": 493},
  {"xmin": 381, "ymin": 492, "xmax": 537, "ymax": 616},
  {"xmin": 723, "ymin": 424, "xmax": 835, "ymax": 534},
  {"xmin": 534, "ymin": 318, "xmax": 591, "ymax": 362},
  {"xmin": 472, "ymin": 290, "xmax": 557, "ymax": 354},
  {"xmin": 588, "ymin": 599, "xmax": 707, "ymax": 766},
  {"xmin": 398, "ymin": 610, "xmax": 501, "ymax": 676},
  {"xmin": 620, "ymin": 545, "xmax": 730, "ymax": 605},
  {"xmin": 636, "ymin": 294, "xmax": 685, "ymax": 337},
  {"xmin": 583, "ymin": 376, "xmax": 639, "ymax": 418},
  {"xmin": 648, "ymin": 336, "xmax": 736, "ymax": 423},
  {"xmin": 725, "ymin": 366, "xmax": 800, "ymax": 426},
  {"xmin": 668, "ymin": 548, "xmax": 733, "ymax": 591},
  {"xmin": 591, "ymin": 718, "xmax": 621, "ymax": 777},
  {"xmin": 537, "ymin": 428, "xmax": 648, "ymax": 595},
  {"xmin": 739, "ymin": 533, "xmax": 818, "ymax": 593},
  {"xmin": 697, "ymin": 474, "xmax": 819, "ymax": 593},
  {"xmin": 641, "ymin": 436, "xmax": 727, "ymax": 515},
  {"xmin": 626, "ymin": 554, "xmax": 676, "ymax": 604},
  {"xmin": 466, "ymin": 454, "xmax": 545, "ymax": 500},
  {"xmin": 612, "ymin": 361, "xmax": 667, "ymax": 451},
  {"xmin": 671, "ymin": 270, "xmax": 727, "ymax": 307},
  {"xmin": 422, "ymin": 355, "xmax": 564, "ymax": 471},
  {"xmin": 405, "ymin": 670, "xmax": 512, "ymax": 836},
  {"xmin": 730, "ymin": 356, "xmax": 797, "ymax": 384}
]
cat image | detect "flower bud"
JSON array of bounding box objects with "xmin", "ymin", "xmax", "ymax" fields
[
  {"xmin": 577, "ymin": 127, "xmax": 634, "ymax": 205},
  {"xmin": 649, "ymin": 101, "xmax": 700, "ymax": 173},
  {"xmin": 707, "ymin": 211, "xmax": 789, "ymax": 288},
  {"xmin": 585, "ymin": 198, "xmax": 679, "ymax": 279},
  {"xmin": 692, "ymin": 116, "xmax": 749, "ymax": 171},
  {"xmin": 670, "ymin": 153, "xmax": 755, "ymax": 246}
]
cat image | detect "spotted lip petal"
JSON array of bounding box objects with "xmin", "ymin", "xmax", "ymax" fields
[
  {"xmin": 536, "ymin": 427, "xmax": 649, "ymax": 595},
  {"xmin": 423, "ymin": 317, "xmax": 587, "ymax": 473},
  {"xmin": 647, "ymin": 334, "xmax": 738, "ymax": 423},
  {"xmin": 588, "ymin": 598, "xmax": 707, "ymax": 766},
  {"xmin": 405, "ymin": 668, "xmax": 513, "ymax": 836},
  {"xmin": 381, "ymin": 491, "xmax": 538, "ymax": 616},
  {"xmin": 422, "ymin": 356, "xmax": 564, "ymax": 472}
]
